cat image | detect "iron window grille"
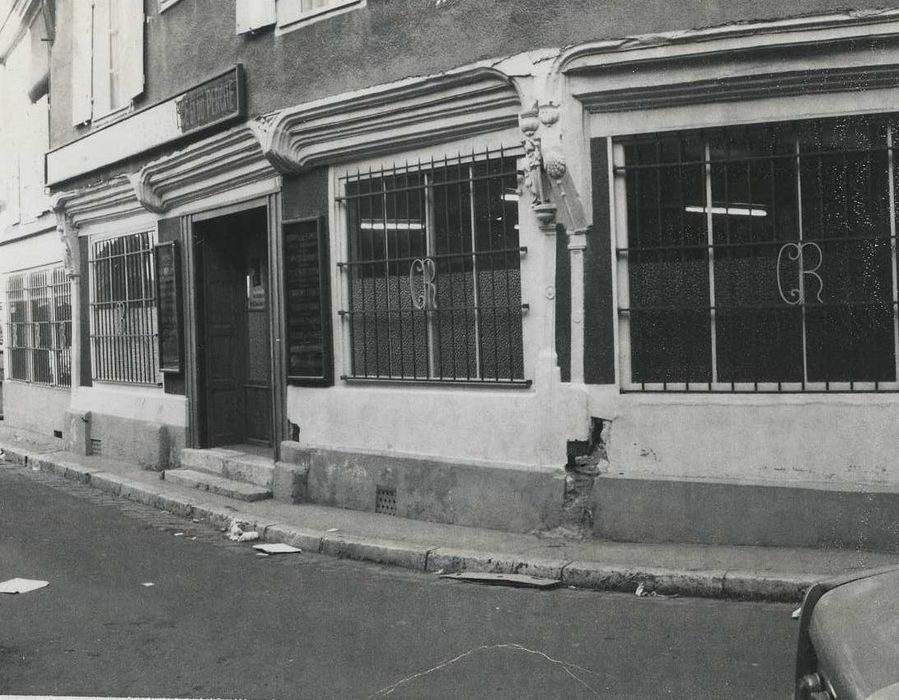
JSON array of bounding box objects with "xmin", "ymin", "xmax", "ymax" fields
[
  {"xmin": 5, "ymin": 267, "xmax": 72, "ymax": 388},
  {"xmin": 615, "ymin": 113, "xmax": 899, "ymax": 393},
  {"xmin": 89, "ymin": 231, "xmax": 160, "ymax": 385},
  {"xmin": 336, "ymin": 148, "xmax": 528, "ymax": 385}
]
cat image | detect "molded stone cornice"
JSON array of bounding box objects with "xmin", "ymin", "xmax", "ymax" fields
[
  {"xmin": 129, "ymin": 125, "xmax": 277, "ymax": 214},
  {"xmin": 559, "ymin": 9, "xmax": 899, "ymax": 113},
  {"xmin": 51, "ymin": 176, "xmax": 144, "ymax": 229},
  {"xmin": 248, "ymin": 66, "xmax": 521, "ymax": 174}
]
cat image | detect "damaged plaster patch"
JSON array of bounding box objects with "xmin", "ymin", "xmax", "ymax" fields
[
  {"xmin": 554, "ymin": 418, "xmax": 610, "ymax": 538},
  {"xmin": 369, "ymin": 642, "xmax": 602, "ymax": 697}
]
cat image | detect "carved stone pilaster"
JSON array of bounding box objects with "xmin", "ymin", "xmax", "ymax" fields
[{"xmin": 52, "ymin": 195, "xmax": 80, "ymax": 279}]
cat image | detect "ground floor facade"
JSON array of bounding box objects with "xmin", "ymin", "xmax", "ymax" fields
[{"xmin": 7, "ymin": 9, "xmax": 899, "ymax": 546}]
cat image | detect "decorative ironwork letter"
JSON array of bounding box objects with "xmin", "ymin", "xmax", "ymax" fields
[
  {"xmin": 777, "ymin": 241, "xmax": 824, "ymax": 305},
  {"xmin": 410, "ymin": 257, "xmax": 437, "ymax": 311}
]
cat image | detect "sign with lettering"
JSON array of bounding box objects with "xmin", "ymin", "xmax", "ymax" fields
[
  {"xmin": 155, "ymin": 241, "xmax": 183, "ymax": 374},
  {"xmin": 284, "ymin": 217, "xmax": 332, "ymax": 385},
  {"xmin": 175, "ymin": 67, "xmax": 244, "ymax": 135},
  {"xmin": 46, "ymin": 66, "xmax": 246, "ymax": 186}
]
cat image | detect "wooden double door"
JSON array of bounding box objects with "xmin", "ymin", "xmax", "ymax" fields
[{"xmin": 195, "ymin": 207, "xmax": 272, "ymax": 447}]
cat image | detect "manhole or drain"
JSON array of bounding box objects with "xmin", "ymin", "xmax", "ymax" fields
[{"xmin": 375, "ymin": 486, "xmax": 397, "ymax": 516}]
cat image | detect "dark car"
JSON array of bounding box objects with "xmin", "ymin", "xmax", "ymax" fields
[{"xmin": 795, "ymin": 566, "xmax": 899, "ymax": 700}]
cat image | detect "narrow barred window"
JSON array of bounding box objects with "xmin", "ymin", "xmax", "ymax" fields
[
  {"xmin": 4, "ymin": 267, "xmax": 72, "ymax": 387},
  {"xmin": 89, "ymin": 231, "xmax": 159, "ymax": 384}
]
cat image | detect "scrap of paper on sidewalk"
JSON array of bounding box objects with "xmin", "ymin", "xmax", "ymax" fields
[
  {"xmin": 0, "ymin": 578, "xmax": 49, "ymax": 594},
  {"xmin": 253, "ymin": 543, "xmax": 302, "ymax": 554}
]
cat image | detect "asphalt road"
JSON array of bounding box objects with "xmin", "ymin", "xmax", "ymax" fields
[{"xmin": 0, "ymin": 465, "xmax": 798, "ymax": 699}]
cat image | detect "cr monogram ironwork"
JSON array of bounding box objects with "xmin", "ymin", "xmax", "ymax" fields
[
  {"xmin": 409, "ymin": 257, "xmax": 437, "ymax": 311},
  {"xmin": 777, "ymin": 241, "xmax": 824, "ymax": 306}
]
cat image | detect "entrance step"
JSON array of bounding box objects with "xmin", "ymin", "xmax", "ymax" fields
[
  {"xmin": 163, "ymin": 468, "xmax": 272, "ymax": 502},
  {"xmin": 179, "ymin": 447, "xmax": 274, "ymax": 489}
]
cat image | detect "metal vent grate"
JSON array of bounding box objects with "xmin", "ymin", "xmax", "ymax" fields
[
  {"xmin": 375, "ymin": 486, "xmax": 397, "ymax": 516},
  {"xmin": 89, "ymin": 438, "xmax": 102, "ymax": 456}
]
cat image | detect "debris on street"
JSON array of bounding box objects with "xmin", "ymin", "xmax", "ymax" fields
[
  {"xmin": 326, "ymin": 528, "xmax": 339, "ymax": 533},
  {"xmin": 0, "ymin": 578, "xmax": 49, "ymax": 594},
  {"xmin": 141, "ymin": 582, "xmax": 155, "ymax": 587},
  {"xmin": 635, "ymin": 582, "xmax": 678, "ymax": 599},
  {"xmin": 253, "ymin": 543, "xmax": 301, "ymax": 554},
  {"xmin": 226, "ymin": 520, "xmax": 258, "ymax": 541},
  {"xmin": 174, "ymin": 532, "xmax": 184, "ymax": 537},
  {"xmin": 440, "ymin": 572, "xmax": 561, "ymax": 589},
  {"xmin": 792, "ymin": 606, "xmax": 802, "ymax": 619}
]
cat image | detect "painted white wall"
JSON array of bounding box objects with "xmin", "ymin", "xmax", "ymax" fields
[
  {"xmin": 589, "ymin": 390, "xmax": 899, "ymax": 485},
  {"xmin": 287, "ymin": 381, "xmax": 586, "ymax": 468},
  {"xmin": 0, "ymin": 227, "xmax": 62, "ymax": 274},
  {"xmin": 71, "ymin": 384, "xmax": 188, "ymax": 428}
]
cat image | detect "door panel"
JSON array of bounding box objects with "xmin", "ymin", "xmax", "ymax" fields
[{"xmin": 202, "ymin": 233, "xmax": 245, "ymax": 447}]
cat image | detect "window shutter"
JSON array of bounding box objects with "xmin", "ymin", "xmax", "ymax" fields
[
  {"xmin": 70, "ymin": 0, "xmax": 93, "ymax": 124},
  {"xmin": 116, "ymin": 0, "xmax": 145, "ymax": 104},
  {"xmin": 236, "ymin": 0, "xmax": 276, "ymax": 34}
]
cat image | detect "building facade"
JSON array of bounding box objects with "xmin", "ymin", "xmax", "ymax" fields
[
  {"xmin": 6, "ymin": 0, "xmax": 899, "ymax": 546},
  {"xmin": 0, "ymin": 0, "xmax": 68, "ymax": 436}
]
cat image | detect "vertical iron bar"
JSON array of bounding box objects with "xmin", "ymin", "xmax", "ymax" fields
[
  {"xmin": 798, "ymin": 138, "xmax": 809, "ymax": 389},
  {"xmin": 468, "ymin": 163, "xmax": 482, "ymax": 380},
  {"xmin": 888, "ymin": 126, "xmax": 899, "ymax": 385},
  {"xmin": 705, "ymin": 142, "xmax": 718, "ymax": 386}
]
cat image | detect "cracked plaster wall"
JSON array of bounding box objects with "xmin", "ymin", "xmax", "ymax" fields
[{"xmin": 601, "ymin": 397, "xmax": 899, "ymax": 485}]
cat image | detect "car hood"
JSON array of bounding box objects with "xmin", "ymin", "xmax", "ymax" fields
[{"xmin": 810, "ymin": 568, "xmax": 899, "ymax": 699}]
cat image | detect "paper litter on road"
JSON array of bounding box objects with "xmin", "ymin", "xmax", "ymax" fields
[
  {"xmin": 173, "ymin": 532, "xmax": 184, "ymax": 537},
  {"xmin": 792, "ymin": 606, "xmax": 802, "ymax": 619},
  {"xmin": 0, "ymin": 578, "xmax": 49, "ymax": 594},
  {"xmin": 253, "ymin": 543, "xmax": 301, "ymax": 554},
  {"xmin": 141, "ymin": 582, "xmax": 155, "ymax": 587},
  {"xmin": 326, "ymin": 528, "xmax": 339, "ymax": 532}
]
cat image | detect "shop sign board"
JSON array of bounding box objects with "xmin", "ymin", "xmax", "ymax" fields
[{"xmin": 46, "ymin": 66, "xmax": 246, "ymax": 186}]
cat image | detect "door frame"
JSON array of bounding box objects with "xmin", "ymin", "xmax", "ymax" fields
[{"xmin": 183, "ymin": 193, "xmax": 286, "ymax": 457}]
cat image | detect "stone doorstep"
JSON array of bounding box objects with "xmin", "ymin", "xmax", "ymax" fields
[
  {"xmin": 179, "ymin": 448, "xmax": 275, "ymax": 489},
  {"xmin": 163, "ymin": 468, "xmax": 272, "ymax": 502},
  {"xmin": 10, "ymin": 447, "xmax": 827, "ymax": 602}
]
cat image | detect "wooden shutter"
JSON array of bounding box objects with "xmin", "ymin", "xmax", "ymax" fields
[
  {"xmin": 236, "ymin": 0, "xmax": 276, "ymax": 34},
  {"xmin": 70, "ymin": 0, "xmax": 93, "ymax": 124},
  {"xmin": 116, "ymin": 0, "xmax": 145, "ymax": 105},
  {"xmin": 283, "ymin": 216, "xmax": 333, "ymax": 386}
]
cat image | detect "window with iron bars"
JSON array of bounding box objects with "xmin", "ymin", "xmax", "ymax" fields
[
  {"xmin": 89, "ymin": 231, "xmax": 159, "ymax": 385},
  {"xmin": 337, "ymin": 149, "xmax": 527, "ymax": 385},
  {"xmin": 616, "ymin": 113, "xmax": 899, "ymax": 392},
  {"xmin": 5, "ymin": 267, "xmax": 72, "ymax": 387}
]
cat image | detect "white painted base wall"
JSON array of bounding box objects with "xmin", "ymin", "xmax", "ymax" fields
[
  {"xmin": 71, "ymin": 384, "xmax": 188, "ymax": 428},
  {"xmin": 287, "ymin": 381, "xmax": 587, "ymax": 469},
  {"xmin": 1, "ymin": 381, "xmax": 70, "ymax": 439},
  {"xmin": 592, "ymin": 391, "xmax": 899, "ymax": 485}
]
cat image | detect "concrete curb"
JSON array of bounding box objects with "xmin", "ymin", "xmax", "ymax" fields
[{"xmin": 4, "ymin": 445, "xmax": 817, "ymax": 602}]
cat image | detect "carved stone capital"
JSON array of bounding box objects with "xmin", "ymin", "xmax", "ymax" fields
[{"xmin": 51, "ymin": 194, "xmax": 80, "ymax": 277}]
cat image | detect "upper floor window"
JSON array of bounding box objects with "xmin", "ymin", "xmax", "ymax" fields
[
  {"xmin": 71, "ymin": 0, "xmax": 145, "ymax": 125},
  {"xmin": 236, "ymin": 0, "xmax": 365, "ymax": 35},
  {"xmin": 615, "ymin": 113, "xmax": 899, "ymax": 393}
]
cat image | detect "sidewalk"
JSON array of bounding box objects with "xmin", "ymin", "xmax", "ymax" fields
[{"xmin": 3, "ymin": 424, "xmax": 898, "ymax": 603}]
